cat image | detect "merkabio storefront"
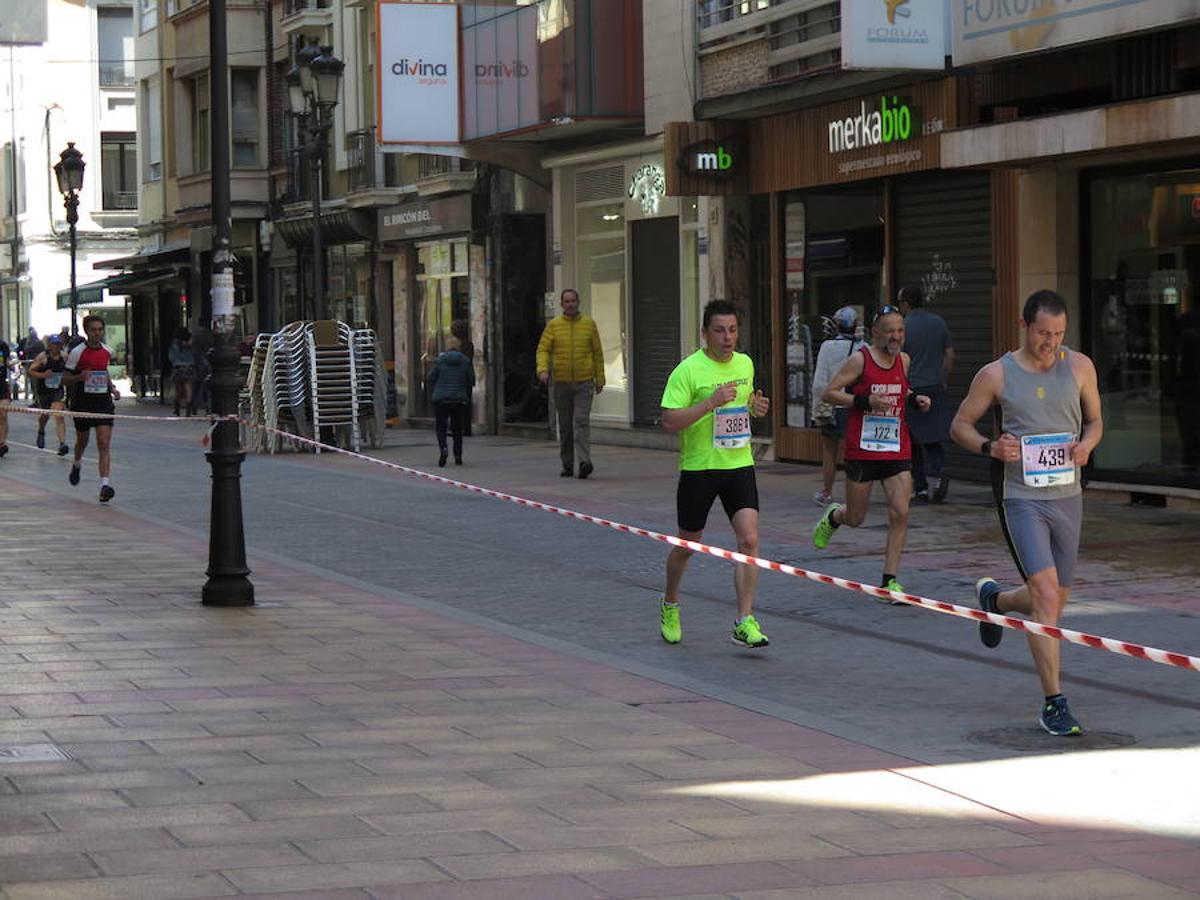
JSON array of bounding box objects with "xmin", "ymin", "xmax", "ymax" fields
[{"xmin": 668, "ymin": 77, "xmax": 997, "ymax": 478}]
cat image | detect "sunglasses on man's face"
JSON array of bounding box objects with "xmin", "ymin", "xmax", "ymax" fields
[{"xmin": 872, "ymin": 305, "xmax": 901, "ymax": 324}]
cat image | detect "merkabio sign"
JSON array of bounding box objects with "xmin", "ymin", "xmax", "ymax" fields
[{"xmin": 827, "ymin": 96, "xmax": 918, "ymax": 154}]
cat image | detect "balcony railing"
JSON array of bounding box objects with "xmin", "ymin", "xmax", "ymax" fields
[
  {"xmin": 99, "ymin": 63, "xmax": 135, "ymax": 87},
  {"xmin": 102, "ymin": 190, "xmax": 138, "ymax": 211},
  {"xmin": 281, "ymin": 148, "xmax": 312, "ymax": 204},
  {"xmin": 345, "ymin": 128, "xmax": 375, "ymax": 192},
  {"xmin": 697, "ymin": 0, "xmax": 842, "ymax": 92},
  {"xmin": 284, "ymin": 0, "xmax": 329, "ymax": 14}
]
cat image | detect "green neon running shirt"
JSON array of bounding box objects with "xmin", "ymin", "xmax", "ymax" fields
[{"xmin": 661, "ymin": 348, "xmax": 756, "ymax": 471}]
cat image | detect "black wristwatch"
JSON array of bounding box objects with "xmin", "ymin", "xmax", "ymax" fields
[{"xmin": 980, "ymin": 439, "xmax": 992, "ymax": 458}]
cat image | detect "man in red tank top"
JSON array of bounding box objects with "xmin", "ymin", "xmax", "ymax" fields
[{"xmin": 811, "ymin": 306, "xmax": 931, "ymax": 599}]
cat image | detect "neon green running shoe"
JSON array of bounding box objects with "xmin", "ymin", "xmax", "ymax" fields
[
  {"xmin": 732, "ymin": 614, "xmax": 769, "ymax": 648},
  {"xmin": 660, "ymin": 599, "xmax": 681, "ymax": 644},
  {"xmin": 812, "ymin": 502, "xmax": 840, "ymax": 549},
  {"xmin": 882, "ymin": 578, "xmax": 907, "ymax": 605}
]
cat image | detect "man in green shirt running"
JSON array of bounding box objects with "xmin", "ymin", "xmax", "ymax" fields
[{"xmin": 658, "ymin": 300, "xmax": 771, "ymax": 649}]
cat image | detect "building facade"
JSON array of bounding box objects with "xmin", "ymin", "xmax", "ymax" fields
[
  {"xmin": 668, "ymin": 0, "xmax": 1200, "ymax": 499},
  {"xmin": 1, "ymin": 0, "xmax": 139, "ymax": 362}
]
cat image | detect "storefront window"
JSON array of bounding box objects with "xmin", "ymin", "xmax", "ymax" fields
[
  {"xmin": 782, "ymin": 184, "xmax": 883, "ymax": 428},
  {"xmin": 1088, "ymin": 168, "xmax": 1200, "ymax": 485},
  {"xmin": 327, "ymin": 244, "xmax": 372, "ymax": 328},
  {"xmin": 576, "ymin": 204, "xmax": 626, "ymax": 419},
  {"xmin": 413, "ymin": 239, "xmax": 470, "ymax": 418}
]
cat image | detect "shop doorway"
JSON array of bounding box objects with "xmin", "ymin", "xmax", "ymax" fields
[
  {"xmin": 631, "ymin": 216, "xmax": 681, "ymax": 426},
  {"xmin": 500, "ymin": 214, "xmax": 547, "ymax": 423},
  {"xmin": 411, "ymin": 239, "xmax": 470, "ymax": 419}
]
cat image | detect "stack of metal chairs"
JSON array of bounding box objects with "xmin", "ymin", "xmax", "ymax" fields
[{"xmin": 244, "ymin": 320, "xmax": 386, "ymax": 454}]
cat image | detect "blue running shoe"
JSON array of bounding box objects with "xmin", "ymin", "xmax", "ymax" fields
[{"xmin": 1039, "ymin": 696, "xmax": 1082, "ymax": 736}]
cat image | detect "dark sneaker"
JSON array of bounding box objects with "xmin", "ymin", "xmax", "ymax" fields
[
  {"xmin": 1039, "ymin": 696, "xmax": 1083, "ymax": 736},
  {"xmin": 560, "ymin": 466, "xmax": 573, "ymax": 477},
  {"xmin": 976, "ymin": 577, "xmax": 1003, "ymax": 648},
  {"xmin": 732, "ymin": 614, "xmax": 769, "ymax": 648},
  {"xmin": 578, "ymin": 461, "xmax": 593, "ymax": 479},
  {"xmin": 36, "ymin": 431, "xmax": 45, "ymax": 449},
  {"xmin": 68, "ymin": 464, "xmax": 81, "ymax": 486},
  {"xmin": 932, "ymin": 476, "xmax": 951, "ymax": 504},
  {"xmin": 913, "ymin": 490, "xmax": 930, "ymax": 504},
  {"xmin": 660, "ymin": 599, "xmax": 681, "ymax": 644},
  {"xmin": 0, "ymin": 443, "xmax": 8, "ymax": 458},
  {"xmin": 99, "ymin": 485, "xmax": 115, "ymax": 503},
  {"xmin": 57, "ymin": 443, "xmax": 70, "ymax": 456}
]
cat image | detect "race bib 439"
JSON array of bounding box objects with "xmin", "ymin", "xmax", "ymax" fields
[{"xmin": 1020, "ymin": 432, "xmax": 1075, "ymax": 488}]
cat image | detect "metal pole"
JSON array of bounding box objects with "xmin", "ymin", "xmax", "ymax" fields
[
  {"xmin": 202, "ymin": 0, "xmax": 254, "ymax": 607},
  {"xmin": 67, "ymin": 196, "xmax": 78, "ymax": 336},
  {"xmin": 310, "ymin": 115, "xmax": 324, "ymax": 321}
]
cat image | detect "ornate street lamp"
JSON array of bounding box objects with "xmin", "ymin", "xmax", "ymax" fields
[
  {"xmin": 287, "ymin": 39, "xmax": 343, "ymax": 321},
  {"xmin": 54, "ymin": 143, "xmax": 85, "ymax": 336}
]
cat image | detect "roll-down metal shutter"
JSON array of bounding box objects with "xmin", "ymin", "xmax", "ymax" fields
[
  {"xmin": 892, "ymin": 172, "xmax": 992, "ymax": 483},
  {"xmin": 631, "ymin": 216, "xmax": 682, "ymax": 426}
]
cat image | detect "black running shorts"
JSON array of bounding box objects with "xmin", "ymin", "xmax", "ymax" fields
[
  {"xmin": 676, "ymin": 466, "xmax": 759, "ymax": 533},
  {"xmin": 844, "ymin": 458, "xmax": 912, "ymax": 483},
  {"xmin": 72, "ymin": 399, "xmax": 115, "ymax": 431}
]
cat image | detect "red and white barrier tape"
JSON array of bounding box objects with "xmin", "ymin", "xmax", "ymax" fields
[{"xmin": 5, "ymin": 401, "xmax": 1198, "ymax": 673}]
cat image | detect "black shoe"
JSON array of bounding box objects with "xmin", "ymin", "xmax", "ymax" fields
[
  {"xmin": 578, "ymin": 461, "xmax": 593, "ymax": 479},
  {"xmin": 976, "ymin": 577, "xmax": 1003, "ymax": 648},
  {"xmin": 913, "ymin": 490, "xmax": 929, "ymax": 504},
  {"xmin": 1039, "ymin": 695, "xmax": 1083, "ymax": 736},
  {"xmin": 57, "ymin": 443, "xmax": 70, "ymax": 456},
  {"xmin": 99, "ymin": 485, "xmax": 115, "ymax": 503},
  {"xmin": 454, "ymin": 456, "xmax": 463, "ymax": 465},
  {"xmin": 932, "ymin": 476, "xmax": 951, "ymax": 504},
  {"xmin": 560, "ymin": 467, "xmax": 573, "ymax": 477},
  {"xmin": 36, "ymin": 431, "xmax": 45, "ymax": 449},
  {"xmin": 0, "ymin": 443, "xmax": 8, "ymax": 458},
  {"xmin": 438, "ymin": 450, "xmax": 448, "ymax": 467},
  {"xmin": 68, "ymin": 464, "xmax": 81, "ymax": 486}
]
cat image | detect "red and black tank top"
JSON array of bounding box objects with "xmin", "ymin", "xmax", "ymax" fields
[{"xmin": 844, "ymin": 347, "xmax": 911, "ymax": 461}]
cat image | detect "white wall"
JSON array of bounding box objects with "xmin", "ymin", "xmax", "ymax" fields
[{"xmin": 643, "ymin": 0, "xmax": 696, "ymax": 136}]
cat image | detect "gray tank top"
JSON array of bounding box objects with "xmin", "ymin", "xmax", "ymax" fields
[{"xmin": 999, "ymin": 349, "xmax": 1082, "ymax": 500}]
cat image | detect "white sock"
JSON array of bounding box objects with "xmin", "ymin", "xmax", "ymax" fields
[{"xmin": 100, "ymin": 477, "xmax": 109, "ymax": 487}]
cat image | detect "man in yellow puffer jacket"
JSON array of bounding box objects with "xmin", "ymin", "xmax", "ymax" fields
[{"xmin": 536, "ymin": 289, "xmax": 605, "ymax": 478}]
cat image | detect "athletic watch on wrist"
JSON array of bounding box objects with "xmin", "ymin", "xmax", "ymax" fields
[{"xmin": 980, "ymin": 439, "xmax": 992, "ymax": 458}]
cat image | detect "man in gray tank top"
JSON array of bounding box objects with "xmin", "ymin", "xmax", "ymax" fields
[{"xmin": 950, "ymin": 290, "xmax": 1103, "ymax": 737}]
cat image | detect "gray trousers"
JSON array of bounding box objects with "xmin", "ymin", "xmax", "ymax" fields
[{"xmin": 552, "ymin": 380, "xmax": 595, "ymax": 471}]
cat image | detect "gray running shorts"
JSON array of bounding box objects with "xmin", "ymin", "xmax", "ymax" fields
[{"xmin": 998, "ymin": 494, "xmax": 1083, "ymax": 588}]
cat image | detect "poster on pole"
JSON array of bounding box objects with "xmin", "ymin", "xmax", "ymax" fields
[{"xmin": 377, "ymin": 1, "xmax": 461, "ymax": 145}]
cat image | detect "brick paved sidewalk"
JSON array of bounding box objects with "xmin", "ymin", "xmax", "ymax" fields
[{"xmin": 0, "ymin": 475, "xmax": 1196, "ymax": 899}]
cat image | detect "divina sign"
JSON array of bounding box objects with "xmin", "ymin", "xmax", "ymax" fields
[{"xmin": 827, "ymin": 96, "xmax": 917, "ymax": 154}]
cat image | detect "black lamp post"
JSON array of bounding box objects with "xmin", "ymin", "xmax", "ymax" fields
[
  {"xmin": 287, "ymin": 39, "xmax": 344, "ymax": 322},
  {"xmin": 202, "ymin": 0, "xmax": 254, "ymax": 607},
  {"xmin": 54, "ymin": 143, "xmax": 85, "ymax": 337}
]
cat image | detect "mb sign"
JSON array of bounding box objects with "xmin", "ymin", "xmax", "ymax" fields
[{"xmin": 682, "ymin": 139, "xmax": 738, "ymax": 177}]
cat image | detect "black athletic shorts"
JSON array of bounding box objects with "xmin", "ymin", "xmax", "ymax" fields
[
  {"xmin": 72, "ymin": 400, "xmax": 115, "ymax": 431},
  {"xmin": 35, "ymin": 390, "xmax": 64, "ymax": 409},
  {"xmin": 844, "ymin": 458, "xmax": 912, "ymax": 483},
  {"xmin": 676, "ymin": 466, "xmax": 759, "ymax": 533}
]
